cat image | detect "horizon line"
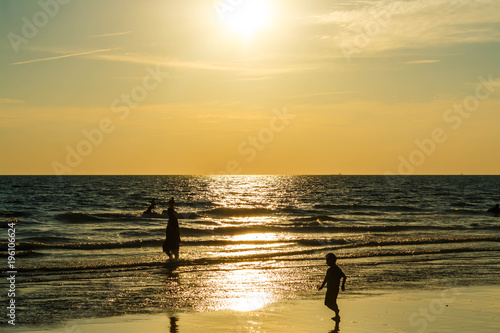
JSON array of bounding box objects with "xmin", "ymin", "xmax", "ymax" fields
[{"xmin": 1, "ymin": 174, "xmax": 499, "ymax": 177}]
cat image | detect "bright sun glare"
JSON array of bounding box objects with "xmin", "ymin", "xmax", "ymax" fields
[{"xmin": 220, "ymin": 0, "xmax": 273, "ymax": 39}]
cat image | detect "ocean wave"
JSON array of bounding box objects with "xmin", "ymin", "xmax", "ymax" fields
[
  {"xmin": 177, "ymin": 212, "xmax": 200, "ymax": 219},
  {"xmin": 289, "ymin": 215, "xmax": 341, "ymax": 223},
  {"xmin": 202, "ymin": 207, "xmax": 275, "ymax": 217},
  {"xmin": 0, "ymin": 237, "xmax": 296, "ymax": 252},
  {"xmin": 93, "ymin": 212, "xmax": 143, "ymax": 220},
  {"xmin": 0, "ymin": 250, "xmax": 45, "ymax": 258},
  {"xmin": 296, "ymin": 236, "xmax": 500, "ymax": 249},
  {"xmin": 118, "ymin": 230, "xmax": 162, "ymax": 238},
  {"xmin": 7, "ymin": 231, "xmax": 497, "ymax": 253},
  {"xmin": 54, "ymin": 211, "xmax": 199, "ymax": 223},
  {"xmin": 2, "ymin": 239, "xmax": 162, "ymax": 251},
  {"xmin": 281, "ymin": 207, "xmax": 309, "ymax": 215},
  {"xmin": 275, "ymin": 224, "xmax": 451, "ymax": 233},
  {"xmin": 177, "ymin": 201, "xmax": 216, "ymax": 208},
  {"xmin": 450, "ymin": 201, "xmax": 478, "ymax": 208},
  {"xmin": 24, "ymin": 236, "xmax": 75, "ymax": 244},
  {"xmin": 444, "ymin": 208, "xmax": 481, "ymax": 215},
  {"xmin": 0, "ymin": 219, "xmax": 18, "ymax": 228},
  {"xmin": 55, "ymin": 212, "xmax": 104, "ymax": 223},
  {"xmin": 314, "ymin": 204, "xmax": 356, "ymax": 209},
  {"xmin": 342, "ymin": 247, "xmax": 500, "ymax": 260},
  {"xmin": 297, "ymin": 239, "xmax": 349, "ymax": 246},
  {"xmin": 314, "ymin": 204, "xmax": 422, "ymax": 212},
  {"xmin": 1, "ymin": 211, "xmax": 31, "ymax": 218},
  {"xmin": 348, "ymin": 236, "xmax": 500, "ymax": 250},
  {"xmin": 180, "ymin": 223, "xmax": 497, "ymax": 236},
  {"xmin": 348, "ymin": 211, "xmax": 385, "ymax": 216},
  {"xmin": 12, "ymin": 245, "xmax": 500, "ymax": 276}
]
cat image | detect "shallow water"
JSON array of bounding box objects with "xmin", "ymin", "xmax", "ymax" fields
[{"xmin": 1, "ymin": 175, "xmax": 499, "ymax": 326}]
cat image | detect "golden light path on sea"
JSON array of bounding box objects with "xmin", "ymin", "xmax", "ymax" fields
[
  {"xmin": 210, "ymin": 265, "xmax": 278, "ymax": 312},
  {"xmin": 198, "ymin": 176, "xmax": 290, "ymax": 311}
]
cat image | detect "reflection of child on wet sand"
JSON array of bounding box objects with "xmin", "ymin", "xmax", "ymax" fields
[{"xmin": 318, "ymin": 253, "xmax": 347, "ymax": 321}]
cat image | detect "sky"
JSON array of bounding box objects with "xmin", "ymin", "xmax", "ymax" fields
[{"xmin": 0, "ymin": 0, "xmax": 499, "ymax": 175}]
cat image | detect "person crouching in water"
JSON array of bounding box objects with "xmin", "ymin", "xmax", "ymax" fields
[
  {"xmin": 144, "ymin": 198, "xmax": 157, "ymax": 214},
  {"xmin": 318, "ymin": 253, "xmax": 347, "ymax": 320},
  {"xmin": 163, "ymin": 207, "xmax": 180, "ymax": 261}
]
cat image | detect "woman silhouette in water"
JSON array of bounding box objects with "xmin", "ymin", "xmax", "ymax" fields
[{"xmin": 163, "ymin": 206, "xmax": 180, "ymax": 261}]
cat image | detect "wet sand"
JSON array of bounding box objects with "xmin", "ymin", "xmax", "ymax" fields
[{"xmin": 7, "ymin": 286, "xmax": 500, "ymax": 333}]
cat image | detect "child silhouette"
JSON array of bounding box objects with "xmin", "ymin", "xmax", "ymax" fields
[{"xmin": 318, "ymin": 253, "xmax": 347, "ymax": 320}]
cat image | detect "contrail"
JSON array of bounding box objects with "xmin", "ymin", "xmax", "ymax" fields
[{"xmin": 11, "ymin": 48, "xmax": 116, "ymax": 65}]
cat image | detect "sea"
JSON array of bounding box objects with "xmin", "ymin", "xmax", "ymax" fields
[{"xmin": 1, "ymin": 175, "xmax": 499, "ymax": 327}]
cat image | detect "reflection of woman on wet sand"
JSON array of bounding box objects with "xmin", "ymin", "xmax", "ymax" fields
[
  {"xmin": 169, "ymin": 316, "xmax": 179, "ymax": 333},
  {"xmin": 163, "ymin": 206, "xmax": 180, "ymax": 261}
]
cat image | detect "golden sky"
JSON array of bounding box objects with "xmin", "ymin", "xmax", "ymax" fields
[{"xmin": 1, "ymin": 0, "xmax": 499, "ymax": 175}]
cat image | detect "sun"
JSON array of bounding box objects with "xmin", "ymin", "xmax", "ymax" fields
[{"xmin": 217, "ymin": 0, "xmax": 274, "ymax": 39}]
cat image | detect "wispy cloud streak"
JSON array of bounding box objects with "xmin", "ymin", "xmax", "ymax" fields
[
  {"xmin": 0, "ymin": 98, "xmax": 25, "ymax": 104},
  {"xmin": 405, "ymin": 60, "xmax": 441, "ymax": 64},
  {"xmin": 307, "ymin": 0, "xmax": 500, "ymax": 52},
  {"xmin": 89, "ymin": 53, "xmax": 320, "ymax": 76},
  {"xmin": 10, "ymin": 48, "xmax": 116, "ymax": 65},
  {"xmin": 89, "ymin": 31, "xmax": 131, "ymax": 38}
]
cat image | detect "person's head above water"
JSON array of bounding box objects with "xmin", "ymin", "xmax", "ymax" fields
[{"xmin": 326, "ymin": 253, "xmax": 337, "ymax": 266}]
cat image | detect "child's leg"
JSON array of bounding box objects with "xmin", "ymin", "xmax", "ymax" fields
[{"xmin": 325, "ymin": 290, "xmax": 340, "ymax": 318}]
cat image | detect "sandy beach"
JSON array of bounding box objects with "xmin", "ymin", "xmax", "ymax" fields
[{"xmin": 8, "ymin": 286, "xmax": 499, "ymax": 333}]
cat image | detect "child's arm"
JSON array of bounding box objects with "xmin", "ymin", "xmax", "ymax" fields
[
  {"xmin": 318, "ymin": 274, "xmax": 327, "ymax": 291},
  {"xmin": 341, "ymin": 273, "xmax": 347, "ymax": 291}
]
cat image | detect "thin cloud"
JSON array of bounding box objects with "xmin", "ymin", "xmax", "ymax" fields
[
  {"xmin": 283, "ymin": 92, "xmax": 354, "ymax": 100},
  {"xmin": 405, "ymin": 60, "xmax": 441, "ymax": 64},
  {"xmin": 464, "ymin": 77, "xmax": 500, "ymax": 87},
  {"xmin": 307, "ymin": 0, "xmax": 500, "ymax": 52},
  {"xmin": 233, "ymin": 77, "xmax": 272, "ymax": 81},
  {"xmin": 89, "ymin": 31, "xmax": 131, "ymax": 38},
  {"xmin": 10, "ymin": 45, "xmax": 320, "ymax": 75},
  {"xmin": 90, "ymin": 53, "xmax": 320, "ymax": 76},
  {"xmin": 10, "ymin": 48, "xmax": 116, "ymax": 65},
  {"xmin": 0, "ymin": 98, "xmax": 25, "ymax": 104},
  {"xmin": 93, "ymin": 53, "xmax": 243, "ymax": 72}
]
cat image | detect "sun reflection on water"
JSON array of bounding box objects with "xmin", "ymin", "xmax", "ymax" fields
[
  {"xmin": 196, "ymin": 177, "xmax": 292, "ymax": 312},
  {"xmin": 231, "ymin": 233, "xmax": 278, "ymax": 242},
  {"xmin": 207, "ymin": 264, "xmax": 278, "ymax": 312},
  {"xmin": 205, "ymin": 175, "xmax": 290, "ymax": 210}
]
